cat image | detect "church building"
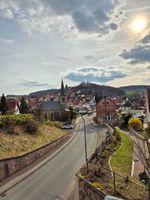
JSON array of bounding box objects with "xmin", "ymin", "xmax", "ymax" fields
[{"xmin": 41, "ymin": 80, "xmax": 67, "ymax": 121}]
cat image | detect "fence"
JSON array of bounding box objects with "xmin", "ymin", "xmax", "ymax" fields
[
  {"xmin": 95, "ymin": 166, "xmax": 149, "ymax": 200},
  {"xmin": 89, "ymin": 130, "xmax": 111, "ymax": 162},
  {"xmin": 78, "ymin": 165, "xmax": 149, "ymax": 200},
  {"xmin": 78, "ymin": 127, "xmax": 149, "ymax": 200}
]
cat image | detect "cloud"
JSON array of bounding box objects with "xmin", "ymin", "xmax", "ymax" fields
[
  {"xmin": 0, "ymin": 0, "xmax": 125, "ymax": 36},
  {"xmin": 142, "ymin": 34, "xmax": 150, "ymax": 44},
  {"xmin": 0, "ymin": 1, "xmax": 14, "ymax": 19},
  {"xmin": 109, "ymin": 23, "xmax": 118, "ymax": 30},
  {"xmin": 0, "ymin": 37, "xmax": 15, "ymax": 44},
  {"xmin": 20, "ymin": 81, "xmax": 50, "ymax": 88},
  {"xmin": 64, "ymin": 67, "xmax": 126, "ymax": 83},
  {"xmin": 120, "ymin": 45, "xmax": 150, "ymax": 64}
]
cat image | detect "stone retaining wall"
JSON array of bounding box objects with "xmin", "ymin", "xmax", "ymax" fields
[{"xmin": 0, "ymin": 134, "xmax": 69, "ymax": 182}]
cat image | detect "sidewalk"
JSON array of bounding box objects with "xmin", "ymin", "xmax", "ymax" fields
[{"xmin": 67, "ymin": 181, "xmax": 79, "ymax": 200}]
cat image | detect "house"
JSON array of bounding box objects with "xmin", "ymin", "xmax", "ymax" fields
[
  {"xmin": 96, "ymin": 96, "xmax": 117, "ymax": 125},
  {"xmin": 145, "ymin": 89, "xmax": 150, "ymax": 123},
  {"xmin": 41, "ymin": 80, "xmax": 67, "ymax": 121},
  {"xmin": 7, "ymin": 99, "xmax": 20, "ymax": 114},
  {"xmin": 123, "ymin": 97, "xmax": 134, "ymax": 109}
]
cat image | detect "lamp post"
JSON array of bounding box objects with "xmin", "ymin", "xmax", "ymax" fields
[
  {"xmin": 65, "ymin": 109, "xmax": 89, "ymax": 174},
  {"xmin": 80, "ymin": 114, "xmax": 89, "ymax": 174}
]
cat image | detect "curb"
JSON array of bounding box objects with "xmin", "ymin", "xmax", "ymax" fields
[
  {"xmin": 65, "ymin": 117, "xmax": 99, "ymax": 200},
  {"xmin": 0, "ymin": 130, "xmax": 78, "ymax": 195}
]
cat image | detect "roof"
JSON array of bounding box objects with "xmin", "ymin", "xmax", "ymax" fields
[
  {"xmin": 7, "ymin": 99, "xmax": 18, "ymax": 110},
  {"xmin": 41, "ymin": 101, "xmax": 61, "ymax": 111},
  {"xmin": 60, "ymin": 79, "xmax": 65, "ymax": 96},
  {"xmin": 97, "ymin": 96, "xmax": 116, "ymax": 106}
]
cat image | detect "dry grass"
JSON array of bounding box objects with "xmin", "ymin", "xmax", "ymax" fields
[{"xmin": 0, "ymin": 124, "xmax": 68, "ymax": 159}]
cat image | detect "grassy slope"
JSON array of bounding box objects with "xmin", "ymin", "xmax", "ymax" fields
[
  {"xmin": 110, "ymin": 128, "xmax": 133, "ymax": 176},
  {"xmin": 0, "ymin": 124, "xmax": 67, "ymax": 159}
]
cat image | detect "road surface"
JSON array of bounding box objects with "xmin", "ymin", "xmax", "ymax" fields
[{"xmin": 0, "ymin": 115, "xmax": 105, "ymax": 200}]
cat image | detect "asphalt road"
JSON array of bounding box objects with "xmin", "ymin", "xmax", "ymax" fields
[{"xmin": 0, "ymin": 115, "xmax": 102, "ymax": 200}]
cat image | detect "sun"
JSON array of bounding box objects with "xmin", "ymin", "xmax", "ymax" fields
[{"xmin": 130, "ymin": 16, "xmax": 147, "ymax": 33}]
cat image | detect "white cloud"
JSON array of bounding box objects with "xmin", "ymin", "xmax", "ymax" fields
[
  {"xmin": 0, "ymin": 0, "xmax": 125, "ymax": 37},
  {"xmin": 64, "ymin": 66, "xmax": 126, "ymax": 83},
  {"xmin": 0, "ymin": 0, "xmax": 150, "ymax": 94},
  {"xmin": 0, "ymin": 37, "xmax": 15, "ymax": 44}
]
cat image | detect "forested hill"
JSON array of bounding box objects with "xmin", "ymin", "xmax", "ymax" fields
[
  {"xmin": 71, "ymin": 82, "xmax": 125, "ymax": 96},
  {"xmin": 120, "ymin": 85, "xmax": 150, "ymax": 94},
  {"xmin": 29, "ymin": 89, "xmax": 59, "ymax": 97},
  {"xmin": 29, "ymin": 83, "xmax": 125, "ymax": 97}
]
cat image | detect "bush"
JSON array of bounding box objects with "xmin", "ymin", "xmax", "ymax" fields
[
  {"xmin": 0, "ymin": 114, "xmax": 33, "ymax": 127},
  {"xmin": 44, "ymin": 121, "xmax": 62, "ymax": 129},
  {"xmin": 24, "ymin": 119, "xmax": 38, "ymax": 134},
  {"xmin": 128, "ymin": 117, "xmax": 143, "ymax": 131}
]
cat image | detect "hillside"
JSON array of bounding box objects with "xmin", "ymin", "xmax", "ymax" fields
[
  {"xmin": 29, "ymin": 83, "xmax": 125, "ymax": 97},
  {"xmin": 29, "ymin": 89, "xmax": 59, "ymax": 97},
  {"xmin": 0, "ymin": 117, "xmax": 67, "ymax": 159},
  {"xmin": 120, "ymin": 85, "xmax": 150, "ymax": 94},
  {"xmin": 71, "ymin": 82, "xmax": 125, "ymax": 96}
]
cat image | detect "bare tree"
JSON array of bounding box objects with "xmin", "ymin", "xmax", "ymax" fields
[{"xmin": 129, "ymin": 127, "xmax": 150, "ymax": 176}]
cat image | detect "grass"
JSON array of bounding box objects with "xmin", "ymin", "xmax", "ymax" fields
[
  {"xmin": 0, "ymin": 123, "xmax": 68, "ymax": 159},
  {"xmin": 110, "ymin": 127, "xmax": 133, "ymax": 176},
  {"xmin": 91, "ymin": 181, "xmax": 104, "ymax": 191},
  {"xmin": 80, "ymin": 129, "xmax": 148, "ymax": 199}
]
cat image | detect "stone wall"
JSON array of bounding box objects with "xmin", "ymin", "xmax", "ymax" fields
[
  {"xmin": 78, "ymin": 175, "xmax": 105, "ymax": 200},
  {"xmin": 0, "ymin": 134, "xmax": 69, "ymax": 182}
]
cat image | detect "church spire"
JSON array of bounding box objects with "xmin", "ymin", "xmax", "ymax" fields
[{"xmin": 60, "ymin": 79, "xmax": 65, "ymax": 96}]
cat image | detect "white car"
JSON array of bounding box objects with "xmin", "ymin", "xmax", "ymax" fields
[{"xmin": 62, "ymin": 124, "xmax": 73, "ymax": 129}]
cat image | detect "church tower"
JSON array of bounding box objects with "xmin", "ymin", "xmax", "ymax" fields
[{"xmin": 60, "ymin": 79, "xmax": 67, "ymax": 105}]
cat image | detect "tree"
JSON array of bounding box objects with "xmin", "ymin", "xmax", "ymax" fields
[
  {"xmin": 128, "ymin": 117, "xmax": 143, "ymax": 131},
  {"xmin": 19, "ymin": 97, "xmax": 29, "ymax": 114},
  {"xmin": 68, "ymin": 106, "xmax": 74, "ymax": 121},
  {"xmin": 0, "ymin": 94, "xmax": 8, "ymax": 114},
  {"xmin": 129, "ymin": 126, "xmax": 150, "ymax": 190},
  {"xmin": 120, "ymin": 113, "xmax": 132, "ymax": 129}
]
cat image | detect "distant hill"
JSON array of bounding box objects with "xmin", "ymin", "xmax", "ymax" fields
[
  {"xmin": 71, "ymin": 82, "xmax": 125, "ymax": 96},
  {"xmin": 29, "ymin": 89, "xmax": 59, "ymax": 97},
  {"xmin": 29, "ymin": 83, "xmax": 125, "ymax": 97},
  {"xmin": 120, "ymin": 85, "xmax": 150, "ymax": 94}
]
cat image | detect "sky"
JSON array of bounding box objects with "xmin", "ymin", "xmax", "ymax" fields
[{"xmin": 0, "ymin": 0, "xmax": 150, "ymax": 95}]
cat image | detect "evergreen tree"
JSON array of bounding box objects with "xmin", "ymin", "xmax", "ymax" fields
[
  {"xmin": 0, "ymin": 94, "xmax": 8, "ymax": 114},
  {"xmin": 19, "ymin": 96, "xmax": 29, "ymax": 114}
]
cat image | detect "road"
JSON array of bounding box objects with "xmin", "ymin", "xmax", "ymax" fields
[{"xmin": 0, "ymin": 115, "xmax": 105, "ymax": 200}]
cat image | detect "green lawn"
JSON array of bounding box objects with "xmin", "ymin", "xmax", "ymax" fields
[{"xmin": 110, "ymin": 128, "xmax": 133, "ymax": 176}]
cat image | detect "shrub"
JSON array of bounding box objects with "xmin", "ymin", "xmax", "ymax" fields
[
  {"xmin": 44, "ymin": 121, "xmax": 62, "ymax": 129},
  {"xmin": 128, "ymin": 117, "xmax": 143, "ymax": 131},
  {"xmin": 0, "ymin": 114, "xmax": 33, "ymax": 127},
  {"xmin": 24, "ymin": 119, "xmax": 38, "ymax": 134},
  {"xmin": 52, "ymin": 121, "xmax": 62, "ymax": 129}
]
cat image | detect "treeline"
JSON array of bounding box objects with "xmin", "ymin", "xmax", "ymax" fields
[{"xmin": 0, "ymin": 94, "xmax": 30, "ymax": 114}]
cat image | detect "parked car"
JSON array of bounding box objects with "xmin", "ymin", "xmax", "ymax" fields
[{"xmin": 62, "ymin": 124, "xmax": 73, "ymax": 129}]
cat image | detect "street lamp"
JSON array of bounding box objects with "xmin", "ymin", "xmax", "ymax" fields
[{"xmin": 65, "ymin": 109, "xmax": 89, "ymax": 174}]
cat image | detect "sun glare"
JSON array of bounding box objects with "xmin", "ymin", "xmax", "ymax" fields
[{"xmin": 130, "ymin": 17, "xmax": 147, "ymax": 33}]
